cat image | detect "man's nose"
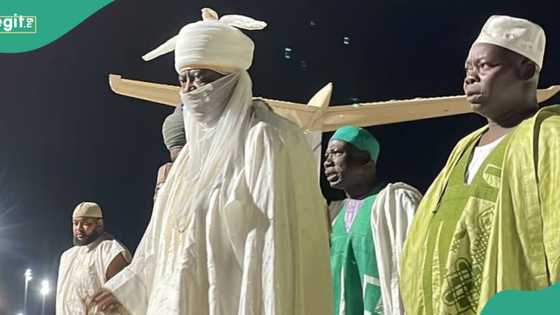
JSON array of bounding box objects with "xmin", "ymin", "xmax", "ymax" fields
[
  {"xmin": 324, "ymin": 157, "xmax": 333, "ymax": 168},
  {"xmin": 464, "ymin": 69, "xmax": 479, "ymax": 86},
  {"xmin": 184, "ymin": 81, "xmax": 197, "ymax": 93},
  {"xmin": 180, "ymin": 82, "xmax": 196, "ymax": 93}
]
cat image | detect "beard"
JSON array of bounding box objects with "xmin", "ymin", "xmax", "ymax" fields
[{"xmin": 73, "ymin": 229, "xmax": 102, "ymax": 246}]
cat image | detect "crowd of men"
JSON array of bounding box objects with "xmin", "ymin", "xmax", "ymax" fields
[{"xmin": 53, "ymin": 8, "xmax": 559, "ymax": 315}]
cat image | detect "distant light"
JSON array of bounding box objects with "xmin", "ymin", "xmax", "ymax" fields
[
  {"xmin": 24, "ymin": 269, "xmax": 32, "ymax": 282},
  {"xmin": 300, "ymin": 60, "xmax": 308, "ymax": 71},
  {"xmin": 284, "ymin": 47, "xmax": 293, "ymax": 60},
  {"xmin": 40, "ymin": 279, "xmax": 50, "ymax": 296},
  {"xmin": 343, "ymin": 36, "xmax": 351, "ymax": 45},
  {"xmin": 16, "ymin": 312, "xmax": 24, "ymax": 315},
  {"xmin": 309, "ymin": 20, "xmax": 317, "ymax": 27}
]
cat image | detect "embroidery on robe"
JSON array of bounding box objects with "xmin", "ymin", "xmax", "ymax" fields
[{"xmin": 443, "ymin": 197, "xmax": 496, "ymax": 314}]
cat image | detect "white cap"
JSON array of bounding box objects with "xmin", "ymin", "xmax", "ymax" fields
[
  {"xmin": 473, "ymin": 15, "xmax": 546, "ymax": 68},
  {"xmin": 72, "ymin": 202, "xmax": 103, "ymax": 218}
]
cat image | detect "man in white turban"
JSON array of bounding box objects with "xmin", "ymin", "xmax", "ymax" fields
[
  {"xmin": 93, "ymin": 8, "xmax": 332, "ymax": 315},
  {"xmin": 400, "ymin": 15, "xmax": 560, "ymax": 314}
]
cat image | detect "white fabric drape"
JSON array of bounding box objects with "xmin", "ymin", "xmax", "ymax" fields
[{"xmin": 371, "ymin": 182, "xmax": 421, "ymax": 315}]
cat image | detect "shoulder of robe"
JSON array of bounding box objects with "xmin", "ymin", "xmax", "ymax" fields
[
  {"xmin": 247, "ymin": 100, "xmax": 310, "ymax": 155},
  {"xmin": 97, "ymin": 238, "xmax": 131, "ymax": 260},
  {"xmin": 248, "ymin": 105, "xmax": 283, "ymax": 142},
  {"xmin": 384, "ymin": 182, "xmax": 422, "ymax": 196},
  {"xmin": 535, "ymin": 105, "xmax": 560, "ymax": 134},
  {"xmin": 382, "ymin": 182, "xmax": 423, "ymax": 203},
  {"xmin": 507, "ymin": 105, "xmax": 560, "ymax": 152},
  {"xmin": 112, "ymin": 238, "xmax": 131, "ymax": 258},
  {"xmin": 246, "ymin": 121, "xmax": 285, "ymax": 154},
  {"xmin": 60, "ymin": 246, "xmax": 78, "ymax": 260},
  {"xmin": 100, "ymin": 237, "xmax": 126, "ymax": 250},
  {"xmin": 96, "ymin": 239, "xmax": 113, "ymax": 251},
  {"xmin": 251, "ymin": 99, "xmax": 305, "ymax": 134}
]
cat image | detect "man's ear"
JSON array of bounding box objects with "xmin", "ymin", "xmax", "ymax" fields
[
  {"xmin": 518, "ymin": 59, "xmax": 537, "ymax": 81},
  {"xmin": 361, "ymin": 159, "xmax": 376, "ymax": 171},
  {"xmin": 96, "ymin": 219, "xmax": 104, "ymax": 232}
]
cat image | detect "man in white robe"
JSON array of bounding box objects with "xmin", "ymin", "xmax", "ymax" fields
[
  {"xmin": 56, "ymin": 202, "xmax": 131, "ymax": 315},
  {"xmin": 93, "ymin": 7, "xmax": 332, "ymax": 315},
  {"xmin": 325, "ymin": 125, "xmax": 421, "ymax": 315}
]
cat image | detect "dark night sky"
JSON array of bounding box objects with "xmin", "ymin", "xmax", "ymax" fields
[{"xmin": 1, "ymin": 0, "xmax": 559, "ymax": 314}]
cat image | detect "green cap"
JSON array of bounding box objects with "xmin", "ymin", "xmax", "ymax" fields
[
  {"xmin": 330, "ymin": 125, "xmax": 380, "ymax": 161},
  {"xmin": 162, "ymin": 107, "xmax": 186, "ymax": 150}
]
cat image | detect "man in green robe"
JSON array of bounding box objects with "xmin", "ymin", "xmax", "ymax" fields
[
  {"xmin": 400, "ymin": 15, "xmax": 560, "ymax": 315},
  {"xmin": 325, "ymin": 125, "xmax": 421, "ymax": 315}
]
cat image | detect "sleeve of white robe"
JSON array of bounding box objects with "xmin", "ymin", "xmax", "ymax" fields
[
  {"xmin": 371, "ymin": 182, "xmax": 421, "ymax": 315},
  {"xmin": 98, "ymin": 240, "xmax": 133, "ymax": 283},
  {"xmin": 102, "ymin": 176, "xmax": 176, "ymax": 314},
  {"xmin": 55, "ymin": 251, "xmax": 70, "ymax": 314},
  {"xmin": 244, "ymin": 117, "xmax": 332, "ymax": 315},
  {"xmin": 103, "ymin": 222, "xmax": 157, "ymax": 314}
]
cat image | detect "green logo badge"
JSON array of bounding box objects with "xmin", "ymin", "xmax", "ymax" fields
[
  {"xmin": 0, "ymin": 14, "xmax": 37, "ymax": 34},
  {"xmin": 0, "ymin": 0, "xmax": 113, "ymax": 53},
  {"xmin": 481, "ymin": 284, "xmax": 560, "ymax": 314}
]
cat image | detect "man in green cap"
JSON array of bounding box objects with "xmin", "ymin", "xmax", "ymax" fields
[
  {"xmin": 400, "ymin": 15, "xmax": 560, "ymax": 315},
  {"xmin": 324, "ymin": 125, "xmax": 422, "ymax": 315}
]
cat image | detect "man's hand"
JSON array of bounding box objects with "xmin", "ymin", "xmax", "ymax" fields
[{"xmin": 92, "ymin": 289, "xmax": 121, "ymax": 312}]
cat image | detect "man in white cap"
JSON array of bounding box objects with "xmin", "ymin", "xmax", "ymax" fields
[
  {"xmin": 56, "ymin": 201, "xmax": 131, "ymax": 314},
  {"xmin": 400, "ymin": 15, "xmax": 560, "ymax": 314},
  {"xmin": 93, "ymin": 8, "xmax": 332, "ymax": 315}
]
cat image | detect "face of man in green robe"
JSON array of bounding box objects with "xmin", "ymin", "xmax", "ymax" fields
[
  {"xmin": 324, "ymin": 140, "xmax": 376, "ymax": 193},
  {"xmin": 464, "ymin": 43, "xmax": 538, "ymax": 123}
]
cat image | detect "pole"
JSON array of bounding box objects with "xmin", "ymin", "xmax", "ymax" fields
[
  {"xmin": 39, "ymin": 279, "xmax": 50, "ymax": 315},
  {"xmin": 23, "ymin": 269, "xmax": 32, "ymax": 315},
  {"xmin": 23, "ymin": 279, "xmax": 28, "ymax": 315},
  {"xmin": 41, "ymin": 295, "xmax": 46, "ymax": 315}
]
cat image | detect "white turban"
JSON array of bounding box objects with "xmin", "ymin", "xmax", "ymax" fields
[
  {"xmin": 473, "ymin": 15, "xmax": 546, "ymax": 69},
  {"xmin": 142, "ymin": 8, "xmax": 267, "ymax": 73}
]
